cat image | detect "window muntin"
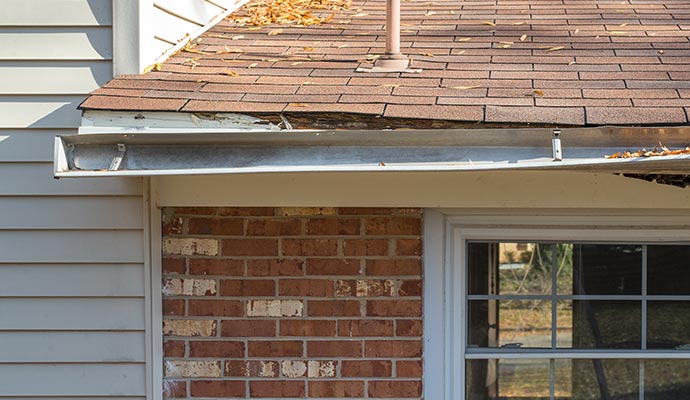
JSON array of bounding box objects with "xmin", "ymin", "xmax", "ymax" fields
[{"xmin": 465, "ymin": 242, "xmax": 690, "ymax": 399}]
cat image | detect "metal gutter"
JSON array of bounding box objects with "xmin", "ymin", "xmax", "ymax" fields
[{"xmin": 54, "ymin": 126, "xmax": 690, "ymax": 178}]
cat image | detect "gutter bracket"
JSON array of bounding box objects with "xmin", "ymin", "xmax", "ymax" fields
[
  {"xmin": 109, "ymin": 143, "xmax": 127, "ymax": 171},
  {"xmin": 552, "ymin": 129, "xmax": 562, "ymax": 161}
]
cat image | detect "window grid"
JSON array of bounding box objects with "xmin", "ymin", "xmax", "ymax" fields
[{"xmin": 465, "ymin": 242, "xmax": 690, "ymax": 400}]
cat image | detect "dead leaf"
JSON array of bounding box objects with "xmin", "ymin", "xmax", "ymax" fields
[
  {"xmin": 288, "ymin": 103, "xmax": 309, "ymax": 107},
  {"xmin": 352, "ymin": 12, "xmax": 368, "ymax": 16},
  {"xmin": 248, "ymin": 63, "xmax": 258, "ymax": 68},
  {"xmin": 451, "ymin": 85, "xmax": 482, "ymax": 90},
  {"xmin": 425, "ymin": 11, "xmax": 435, "ymax": 16},
  {"xmin": 658, "ymin": 50, "xmax": 664, "ymax": 54},
  {"xmin": 142, "ymin": 63, "xmax": 162, "ymax": 73},
  {"xmin": 379, "ymin": 161, "xmax": 386, "ymax": 166},
  {"xmin": 609, "ymin": 31, "xmax": 629, "ymax": 36},
  {"xmin": 568, "ymin": 61, "xmax": 576, "ymax": 65},
  {"xmin": 520, "ymin": 34, "xmax": 527, "ymax": 42},
  {"xmin": 482, "ymin": 21, "xmax": 497, "ymax": 27},
  {"xmin": 512, "ymin": 21, "xmax": 526, "ymax": 25},
  {"xmin": 268, "ymin": 29, "xmax": 283, "ymax": 36},
  {"xmin": 291, "ymin": 61, "xmax": 302, "ymax": 65},
  {"xmin": 457, "ymin": 37, "xmax": 472, "ymax": 42},
  {"xmin": 303, "ymin": 47, "xmax": 315, "ymax": 51},
  {"xmin": 338, "ymin": 43, "xmax": 349, "ymax": 48},
  {"xmin": 546, "ymin": 46, "xmax": 565, "ymax": 52},
  {"xmin": 232, "ymin": 35, "xmax": 245, "ymax": 40},
  {"xmin": 533, "ymin": 89, "xmax": 544, "ymax": 97},
  {"xmin": 420, "ymin": 53, "xmax": 435, "ymax": 57},
  {"xmin": 221, "ymin": 70, "xmax": 239, "ymax": 77},
  {"xmin": 301, "ymin": 81, "xmax": 314, "ymax": 85},
  {"xmin": 383, "ymin": 84, "xmax": 399, "ymax": 87},
  {"xmin": 619, "ymin": 23, "xmax": 628, "ymax": 27},
  {"xmin": 456, "ymin": 50, "xmax": 466, "ymax": 55}
]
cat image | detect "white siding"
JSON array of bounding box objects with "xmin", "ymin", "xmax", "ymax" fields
[{"xmin": 0, "ymin": 2, "xmax": 147, "ymax": 399}]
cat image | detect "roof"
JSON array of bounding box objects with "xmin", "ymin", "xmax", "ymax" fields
[{"xmin": 81, "ymin": 0, "xmax": 690, "ymax": 126}]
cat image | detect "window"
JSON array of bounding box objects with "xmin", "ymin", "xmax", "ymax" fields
[{"xmin": 422, "ymin": 215, "xmax": 690, "ymax": 400}]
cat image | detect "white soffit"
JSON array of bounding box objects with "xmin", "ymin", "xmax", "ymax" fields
[{"xmin": 54, "ymin": 127, "xmax": 690, "ymax": 177}]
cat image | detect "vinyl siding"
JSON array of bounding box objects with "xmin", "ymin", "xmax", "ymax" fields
[{"xmin": 0, "ymin": 1, "xmax": 147, "ymax": 399}]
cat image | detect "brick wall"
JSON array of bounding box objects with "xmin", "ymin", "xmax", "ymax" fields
[{"xmin": 161, "ymin": 207, "xmax": 424, "ymax": 399}]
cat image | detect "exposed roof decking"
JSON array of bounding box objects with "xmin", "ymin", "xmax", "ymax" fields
[{"xmin": 82, "ymin": 0, "xmax": 690, "ymax": 126}]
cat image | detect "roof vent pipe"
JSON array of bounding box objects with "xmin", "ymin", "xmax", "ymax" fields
[{"xmin": 356, "ymin": 0, "xmax": 421, "ymax": 73}]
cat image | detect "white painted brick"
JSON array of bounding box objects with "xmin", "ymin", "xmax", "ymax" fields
[
  {"xmin": 247, "ymin": 300, "xmax": 303, "ymax": 317},
  {"xmin": 162, "ymin": 319, "xmax": 216, "ymax": 337},
  {"xmin": 164, "ymin": 360, "xmax": 221, "ymax": 378},
  {"xmin": 281, "ymin": 360, "xmax": 307, "ymax": 378},
  {"xmin": 162, "ymin": 238, "xmax": 218, "ymax": 256},
  {"xmin": 162, "ymin": 278, "xmax": 216, "ymax": 296}
]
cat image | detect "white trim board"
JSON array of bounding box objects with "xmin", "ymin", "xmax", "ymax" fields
[{"xmin": 422, "ymin": 212, "xmax": 690, "ymax": 400}]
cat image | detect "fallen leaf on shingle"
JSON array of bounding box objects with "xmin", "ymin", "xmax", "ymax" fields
[
  {"xmin": 512, "ymin": 21, "xmax": 526, "ymax": 25},
  {"xmin": 338, "ymin": 44, "xmax": 349, "ymax": 48},
  {"xmin": 291, "ymin": 61, "xmax": 302, "ymax": 65},
  {"xmin": 619, "ymin": 23, "xmax": 628, "ymax": 27},
  {"xmin": 609, "ymin": 31, "xmax": 629, "ymax": 35},
  {"xmin": 217, "ymin": 46, "xmax": 244, "ymax": 54},
  {"xmin": 420, "ymin": 53, "xmax": 435, "ymax": 57},
  {"xmin": 383, "ymin": 84, "xmax": 399, "ymax": 87},
  {"xmin": 574, "ymin": 29, "xmax": 580, "ymax": 34},
  {"xmin": 303, "ymin": 47, "xmax": 315, "ymax": 51},
  {"xmin": 450, "ymin": 10, "xmax": 455, "ymax": 14},
  {"xmin": 520, "ymin": 34, "xmax": 527, "ymax": 42},
  {"xmin": 248, "ymin": 63, "xmax": 258, "ymax": 68},
  {"xmin": 289, "ymin": 103, "xmax": 309, "ymax": 107},
  {"xmin": 546, "ymin": 46, "xmax": 565, "ymax": 52},
  {"xmin": 451, "ymin": 85, "xmax": 482, "ymax": 90},
  {"xmin": 568, "ymin": 61, "xmax": 576, "ymax": 65},
  {"xmin": 658, "ymin": 50, "xmax": 664, "ymax": 54},
  {"xmin": 142, "ymin": 63, "xmax": 162, "ymax": 73},
  {"xmin": 456, "ymin": 50, "xmax": 466, "ymax": 55},
  {"xmin": 221, "ymin": 70, "xmax": 239, "ymax": 77},
  {"xmin": 533, "ymin": 89, "xmax": 544, "ymax": 96},
  {"xmin": 301, "ymin": 81, "xmax": 315, "ymax": 85},
  {"xmin": 352, "ymin": 12, "xmax": 368, "ymax": 16},
  {"xmin": 337, "ymin": 19, "xmax": 351, "ymax": 23},
  {"xmin": 268, "ymin": 29, "xmax": 283, "ymax": 35},
  {"xmin": 457, "ymin": 37, "xmax": 472, "ymax": 42},
  {"xmin": 232, "ymin": 35, "xmax": 245, "ymax": 40},
  {"xmin": 482, "ymin": 21, "xmax": 497, "ymax": 26},
  {"xmin": 425, "ymin": 11, "xmax": 435, "ymax": 16}
]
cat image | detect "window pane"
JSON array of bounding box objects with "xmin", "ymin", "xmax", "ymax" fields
[
  {"xmin": 565, "ymin": 244, "xmax": 642, "ymax": 295},
  {"xmin": 468, "ymin": 300, "xmax": 552, "ymax": 349},
  {"xmin": 644, "ymin": 360, "xmax": 690, "ymax": 399},
  {"xmin": 647, "ymin": 245, "xmax": 690, "ymax": 295},
  {"xmin": 555, "ymin": 359, "xmax": 639, "ymax": 400},
  {"xmin": 466, "ymin": 359, "xmax": 550, "ymax": 400},
  {"xmin": 647, "ymin": 301, "xmax": 690, "ymax": 349},
  {"xmin": 468, "ymin": 242, "xmax": 553, "ymax": 296},
  {"xmin": 560, "ymin": 300, "xmax": 641, "ymax": 349}
]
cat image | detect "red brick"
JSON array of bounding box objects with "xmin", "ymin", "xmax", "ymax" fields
[
  {"xmin": 395, "ymin": 239, "xmax": 422, "ymax": 256},
  {"xmin": 343, "ymin": 239, "xmax": 389, "ymax": 256},
  {"xmin": 172, "ymin": 207, "xmax": 214, "ymax": 216},
  {"xmin": 305, "ymin": 218, "xmax": 360, "ymax": 235},
  {"xmin": 248, "ymin": 341, "xmax": 303, "ymax": 357},
  {"xmin": 250, "ymin": 381, "xmax": 305, "ymax": 398},
  {"xmin": 218, "ymin": 207, "xmax": 274, "ymax": 216},
  {"xmin": 190, "ymin": 380, "xmax": 245, "ymax": 398},
  {"xmin": 367, "ymin": 300, "xmax": 422, "ymax": 317},
  {"xmin": 308, "ymin": 300, "xmax": 361, "ymax": 317},
  {"xmin": 280, "ymin": 320, "xmax": 336, "ymax": 336},
  {"xmin": 282, "ymin": 239, "xmax": 338, "ymax": 256},
  {"xmin": 396, "ymin": 320, "xmax": 423, "ymax": 336},
  {"xmin": 162, "ymin": 216, "xmax": 183, "ymax": 235},
  {"xmin": 307, "ymin": 340, "xmax": 362, "ymax": 357},
  {"xmin": 220, "ymin": 280, "xmax": 275, "ymax": 296},
  {"xmin": 338, "ymin": 320, "xmax": 394, "ymax": 337},
  {"xmin": 188, "ymin": 300, "xmax": 244, "ymax": 317},
  {"xmin": 397, "ymin": 360, "xmax": 423, "ymax": 377},
  {"xmin": 309, "ymin": 381, "xmax": 364, "ymax": 398},
  {"xmin": 163, "ymin": 340, "xmax": 185, "ymax": 357},
  {"xmin": 188, "ymin": 218, "xmax": 244, "ymax": 235},
  {"xmin": 163, "ymin": 258, "xmax": 186, "ymax": 275},
  {"xmin": 364, "ymin": 217, "xmax": 422, "ymax": 235},
  {"xmin": 222, "ymin": 320, "xmax": 276, "ymax": 337},
  {"xmin": 279, "ymin": 279, "xmax": 333, "ymax": 297},
  {"xmin": 246, "ymin": 219, "xmax": 301, "ymax": 236},
  {"xmin": 306, "ymin": 259, "xmax": 361, "ymax": 275},
  {"xmin": 400, "ymin": 280, "xmax": 423, "ymax": 296},
  {"xmin": 222, "ymin": 239, "xmax": 279, "ymax": 256},
  {"xmin": 163, "ymin": 380, "xmax": 187, "ymax": 398},
  {"xmin": 368, "ymin": 381, "xmax": 422, "ymax": 398},
  {"xmin": 367, "ymin": 259, "xmax": 422, "ymax": 276},
  {"xmin": 189, "ymin": 341, "xmax": 245, "ymax": 357},
  {"xmin": 341, "ymin": 360, "xmax": 392, "ymax": 377},
  {"xmin": 247, "ymin": 259, "xmax": 304, "ymax": 276},
  {"xmin": 189, "ymin": 259, "xmax": 243, "ymax": 276},
  {"xmin": 163, "ymin": 299, "xmax": 184, "ymax": 316},
  {"xmin": 365, "ymin": 340, "xmax": 422, "ymax": 357}
]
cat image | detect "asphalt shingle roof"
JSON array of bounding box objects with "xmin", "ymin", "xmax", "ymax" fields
[{"xmin": 82, "ymin": 0, "xmax": 690, "ymax": 126}]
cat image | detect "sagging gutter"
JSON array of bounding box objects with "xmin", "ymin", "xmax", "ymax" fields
[{"xmin": 54, "ymin": 126, "xmax": 690, "ymax": 178}]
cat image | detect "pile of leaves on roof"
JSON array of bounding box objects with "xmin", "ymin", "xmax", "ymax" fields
[
  {"xmin": 230, "ymin": 0, "xmax": 350, "ymax": 27},
  {"xmin": 606, "ymin": 144, "xmax": 690, "ymax": 159}
]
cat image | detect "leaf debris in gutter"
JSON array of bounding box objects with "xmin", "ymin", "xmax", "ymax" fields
[
  {"xmin": 230, "ymin": 0, "xmax": 350, "ymax": 27},
  {"xmin": 606, "ymin": 144, "xmax": 690, "ymax": 159}
]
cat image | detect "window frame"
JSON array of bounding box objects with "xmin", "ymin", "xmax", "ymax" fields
[{"xmin": 423, "ymin": 211, "xmax": 690, "ymax": 400}]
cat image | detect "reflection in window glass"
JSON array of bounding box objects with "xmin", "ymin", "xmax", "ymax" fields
[
  {"xmin": 647, "ymin": 302, "xmax": 690, "ymax": 350},
  {"xmin": 567, "ymin": 244, "xmax": 642, "ymax": 295},
  {"xmin": 556, "ymin": 359, "xmax": 639, "ymax": 400},
  {"xmin": 644, "ymin": 360, "xmax": 690, "ymax": 399},
  {"xmin": 569, "ymin": 300, "xmax": 641, "ymax": 349},
  {"xmin": 466, "ymin": 359, "xmax": 550, "ymax": 400},
  {"xmin": 468, "ymin": 300, "xmax": 552, "ymax": 349},
  {"xmin": 647, "ymin": 245, "xmax": 690, "ymax": 295}
]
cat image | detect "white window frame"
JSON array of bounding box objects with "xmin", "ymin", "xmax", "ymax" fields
[{"xmin": 423, "ymin": 210, "xmax": 690, "ymax": 400}]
